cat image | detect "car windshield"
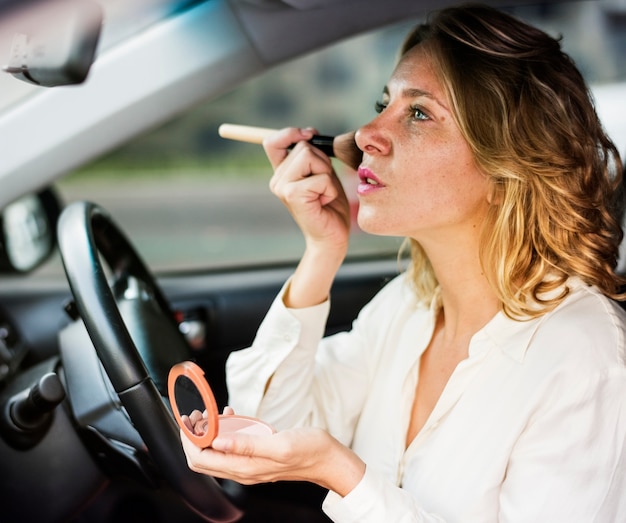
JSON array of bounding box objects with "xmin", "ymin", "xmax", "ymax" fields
[{"xmin": 2, "ymin": 0, "xmax": 625, "ymax": 279}]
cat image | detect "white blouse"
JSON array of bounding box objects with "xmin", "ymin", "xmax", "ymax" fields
[{"xmin": 226, "ymin": 274, "xmax": 626, "ymax": 522}]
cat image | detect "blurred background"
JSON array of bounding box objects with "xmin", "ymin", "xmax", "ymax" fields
[
  {"xmin": 3, "ymin": 1, "xmax": 624, "ymax": 276},
  {"xmin": 70, "ymin": 1, "xmax": 626, "ymax": 173}
]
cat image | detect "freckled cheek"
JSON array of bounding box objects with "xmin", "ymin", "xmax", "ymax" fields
[
  {"xmin": 432, "ymin": 177, "xmax": 484, "ymax": 211},
  {"xmin": 395, "ymin": 140, "xmax": 482, "ymax": 212},
  {"xmin": 401, "ymin": 171, "xmax": 484, "ymax": 222}
]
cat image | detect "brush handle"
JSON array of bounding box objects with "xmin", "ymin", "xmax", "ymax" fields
[
  {"xmin": 218, "ymin": 124, "xmax": 275, "ymax": 144},
  {"xmin": 218, "ymin": 123, "xmax": 335, "ymax": 156},
  {"xmin": 308, "ymin": 135, "xmax": 334, "ymax": 156}
]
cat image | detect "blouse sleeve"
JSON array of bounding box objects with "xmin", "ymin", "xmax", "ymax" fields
[
  {"xmin": 322, "ymin": 467, "xmax": 446, "ymax": 523},
  {"xmin": 225, "ymin": 277, "xmax": 379, "ymax": 445}
]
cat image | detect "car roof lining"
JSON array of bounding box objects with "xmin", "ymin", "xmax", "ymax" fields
[{"xmin": 228, "ymin": 0, "xmax": 565, "ymax": 65}]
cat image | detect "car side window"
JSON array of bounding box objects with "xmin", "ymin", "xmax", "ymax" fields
[{"xmin": 51, "ymin": 24, "xmax": 409, "ymax": 276}]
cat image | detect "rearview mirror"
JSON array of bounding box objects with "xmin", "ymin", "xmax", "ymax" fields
[{"xmin": 2, "ymin": 0, "xmax": 102, "ymax": 87}]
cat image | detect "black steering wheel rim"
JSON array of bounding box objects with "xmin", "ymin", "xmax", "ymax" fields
[{"xmin": 57, "ymin": 200, "xmax": 241, "ymax": 522}]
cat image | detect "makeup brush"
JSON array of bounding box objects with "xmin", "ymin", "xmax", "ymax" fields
[{"xmin": 218, "ymin": 123, "xmax": 362, "ymax": 170}]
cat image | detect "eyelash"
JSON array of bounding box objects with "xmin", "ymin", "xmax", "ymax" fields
[{"xmin": 374, "ymin": 101, "xmax": 429, "ymax": 121}]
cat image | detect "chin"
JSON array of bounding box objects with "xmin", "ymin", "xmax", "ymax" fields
[{"xmin": 356, "ymin": 212, "xmax": 389, "ymax": 236}]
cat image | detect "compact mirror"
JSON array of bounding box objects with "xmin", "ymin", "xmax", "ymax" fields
[{"xmin": 168, "ymin": 361, "xmax": 274, "ymax": 448}]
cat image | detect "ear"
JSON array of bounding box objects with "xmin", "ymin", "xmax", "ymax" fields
[{"xmin": 487, "ymin": 181, "xmax": 503, "ymax": 205}]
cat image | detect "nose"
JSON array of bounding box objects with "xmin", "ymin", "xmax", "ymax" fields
[{"xmin": 355, "ymin": 116, "xmax": 391, "ymax": 157}]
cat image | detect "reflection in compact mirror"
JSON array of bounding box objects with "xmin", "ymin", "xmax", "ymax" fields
[
  {"xmin": 189, "ymin": 415, "xmax": 209, "ymax": 437},
  {"xmin": 174, "ymin": 375, "xmax": 208, "ymax": 436}
]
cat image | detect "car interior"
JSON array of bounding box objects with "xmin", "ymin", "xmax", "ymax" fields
[{"xmin": 0, "ymin": 0, "xmax": 624, "ymax": 522}]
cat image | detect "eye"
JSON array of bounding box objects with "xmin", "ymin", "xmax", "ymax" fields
[
  {"xmin": 374, "ymin": 100, "xmax": 386, "ymax": 114},
  {"xmin": 410, "ymin": 105, "xmax": 429, "ymax": 121}
]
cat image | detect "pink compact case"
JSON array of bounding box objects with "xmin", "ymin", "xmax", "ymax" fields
[{"xmin": 168, "ymin": 361, "xmax": 274, "ymax": 448}]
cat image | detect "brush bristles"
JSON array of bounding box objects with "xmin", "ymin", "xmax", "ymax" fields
[{"xmin": 332, "ymin": 131, "xmax": 361, "ymax": 170}]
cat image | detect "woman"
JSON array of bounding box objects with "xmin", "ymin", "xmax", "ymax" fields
[{"xmin": 181, "ymin": 4, "xmax": 626, "ymax": 521}]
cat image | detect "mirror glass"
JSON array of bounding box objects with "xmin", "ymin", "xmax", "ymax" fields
[
  {"xmin": 168, "ymin": 361, "xmax": 220, "ymax": 447},
  {"xmin": 173, "ymin": 374, "xmax": 210, "ymax": 437}
]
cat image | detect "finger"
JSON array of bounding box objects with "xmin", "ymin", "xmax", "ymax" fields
[
  {"xmin": 277, "ymin": 169, "xmax": 344, "ymax": 214},
  {"xmin": 180, "ymin": 429, "xmax": 200, "ymax": 455},
  {"xmin": 189, "ymin": 410, "xmax": 204, "ymax": 425},
  {"xmin": 269, "ymin": 144, "xmax": 335, "ymax": 198},
  {"xmin": 211, "ymin": 432, "xmax": 287, "ymax": 462},
  {"xmin": 181, "ymin": 414, "xmax": 193, "ymax": 432},
  {"xmin": 181, "ymin": 429, "xmax": 210, "ymax": 467},
  {"xmin": 222, "ymin": 406, "xmax": 235, "ymax": 416},
  {"xmin": 181, "ymin": 429, "xmax": 271, "ymax": 481},
  {"xmin": 263, "ymin": 127, "xmax": 316, "ymax": 169}
]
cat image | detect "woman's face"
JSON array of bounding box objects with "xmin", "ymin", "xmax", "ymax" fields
[{"xmin": 354, "ymin": 45, "xmax": 491, "ymax": 248}]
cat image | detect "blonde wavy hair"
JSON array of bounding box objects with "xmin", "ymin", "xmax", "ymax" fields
[{"xmin": 400, "ymin": 4, "xmax": 625, "ymax": 319}]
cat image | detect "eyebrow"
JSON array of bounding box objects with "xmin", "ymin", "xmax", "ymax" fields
[{"xmin": 383, "ymin": 86, "xmax": 449, "ymax": 112}]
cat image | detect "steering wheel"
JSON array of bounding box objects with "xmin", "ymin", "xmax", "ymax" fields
[{"xmin": 57, "ymin": 200, "xmax": 241, "ymax": 522}]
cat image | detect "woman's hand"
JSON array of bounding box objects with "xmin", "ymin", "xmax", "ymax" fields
[
  {"xmin": 263, "ymin": 127, "xmax": 352, "ymax": 307},
  {"xmin": 180, "ymin": 425, "xmax": 365, "ymax": 498},
  {"xmin": 265, "ymin": 127, "xmax": 351, "ymax": 255}
]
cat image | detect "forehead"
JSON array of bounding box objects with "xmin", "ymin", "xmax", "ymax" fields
[
  {"xmin": 386, "ymin": 45, "xmax": 451, "ymax": 113},
  {"xmin": 388, "ymin": 46, "xmax": 443, "ymax": 95}
]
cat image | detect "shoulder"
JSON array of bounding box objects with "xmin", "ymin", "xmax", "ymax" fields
[
  {"xmin": 516, "ymin": 284, "xmax": 626, "ymax": 446},
  {"xmin": 531, "ymin": 280, "xmax": 626, "ymax": 371}
]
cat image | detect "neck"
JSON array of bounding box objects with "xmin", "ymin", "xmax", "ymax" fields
[
  {"xmin": 420, "ymin": 233, "xmax": 500, "ymax": 345},
  {"xmin": 437, "ymin": 279, "xmax": 499, "ymax": 346}
]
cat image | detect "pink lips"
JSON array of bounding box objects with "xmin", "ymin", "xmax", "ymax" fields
[{"xmin": 357, "ymin": 166, "xmax": 384, "ymax": 196}]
